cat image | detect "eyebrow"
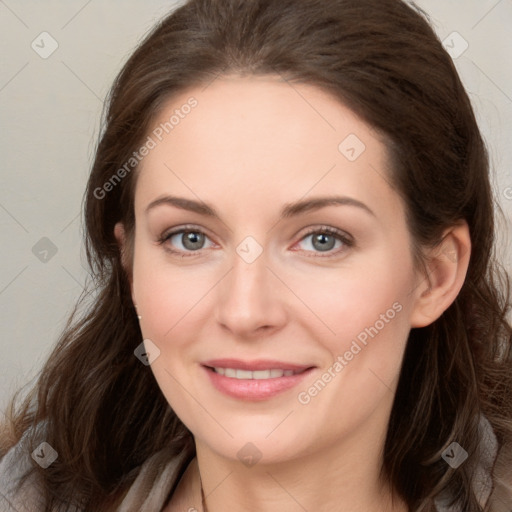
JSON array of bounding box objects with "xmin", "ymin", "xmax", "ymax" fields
[{"xmin": 144, "ymin": 194, "xmax": 376, "ymax": 219}]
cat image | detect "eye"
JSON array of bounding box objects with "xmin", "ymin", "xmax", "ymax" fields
[
  {"xmin": 157, "ymin": 225, "xmax": 214, "ymax": 256},
  {"xmin": 294, "ymin": 226, "xmax": 353, "ymax": 257},
  {"xmin": 157, "ymin": 224, "xmax": 353, "ymax": 258}
]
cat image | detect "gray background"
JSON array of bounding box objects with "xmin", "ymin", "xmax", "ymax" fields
[{"xmin": 1, "ymin": 0, "xmax": 511, "ymax": 412}]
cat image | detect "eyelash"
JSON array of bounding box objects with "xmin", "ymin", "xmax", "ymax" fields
[{"xmin": 157, "ymin": 224, "xmax": 354, "ymax": 259}]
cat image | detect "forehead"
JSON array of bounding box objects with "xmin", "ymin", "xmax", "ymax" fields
[{"xmin": 134, "ymin": 74, "xmax": 402, "ymax": 222}]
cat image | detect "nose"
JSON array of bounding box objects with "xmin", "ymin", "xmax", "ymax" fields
[{"xmin": 214, "ymin": 245, "xmax": 287, "ymax": 339}]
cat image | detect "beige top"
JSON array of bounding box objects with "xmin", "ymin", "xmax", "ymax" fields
[
  {"xmin": 162, "ymin": 456, "xmax": 202, "ymax": 512},
  {"xmin": 0, "ymin": 415, "xmax": 507, "ymax": 511}
]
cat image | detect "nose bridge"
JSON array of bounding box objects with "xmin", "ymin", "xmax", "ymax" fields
[{"xmin": 215, "ymin": 236, "xmax": 285, "ymax": 334}]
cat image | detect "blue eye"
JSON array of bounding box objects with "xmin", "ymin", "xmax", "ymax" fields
[
  {"xmin": 157, "ymin": 225, "xmax": 353, "ymax": 258},
  {"xmin": 295, "ymin": 226, "xmax": 353, "ymax": 257},
  {"xmin": 158, "ymin": 226, "xmax": 214, "ymax": 256}
]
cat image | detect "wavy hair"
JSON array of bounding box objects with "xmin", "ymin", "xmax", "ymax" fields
[{"xmin": 2, "ymin": 0, "xmax": 511, "ymax": 510}]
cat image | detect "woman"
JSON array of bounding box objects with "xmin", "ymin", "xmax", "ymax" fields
[{"xmin": 1, "ymin": 0, "xmax": 511, "ymax": 511}]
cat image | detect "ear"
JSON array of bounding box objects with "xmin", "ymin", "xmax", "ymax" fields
[
  {"xmin": 410, "ymin": 221, "xmax": 471, "ymax": 328},
  {"xmin": 114, "ymin": 222, "xmax": 134, "ymax": 298}
]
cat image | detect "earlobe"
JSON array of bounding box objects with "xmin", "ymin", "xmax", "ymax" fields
[
  {"xmin": 410, "ymin": 221, "xmax": 471, "ymax": 328},
  {"xmin": 114, "ymin": 221, "xmax": 125, "ymax": 244},
  {"xmin": 114, "ymin": 222, "xmax": 127, "ymax": 265}
]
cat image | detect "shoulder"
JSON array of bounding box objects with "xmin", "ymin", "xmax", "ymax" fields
[
  {"xmin": 0, "ymin": 425, "xmax": 194, "ymax": 512},
  {"xmin": 0, "ymin": 431, "xmax": 47, "ymax": 512},
  {"xmin": 435, "ymin": 415, "xmax": 512, "ymax": 511},
  {"xmin": 486, "ymin": 436, "xmax": 512, "ymax": 510}
]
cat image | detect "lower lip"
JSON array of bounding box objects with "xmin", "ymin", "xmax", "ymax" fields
[{"xmin": 202, "ymin": 365, "xmax": 314, "ymax": 401}]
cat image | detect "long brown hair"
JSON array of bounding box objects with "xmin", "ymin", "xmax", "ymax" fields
[{"xmin": 2, "ymin": 0, "xmax": 511, "ymax": 510}]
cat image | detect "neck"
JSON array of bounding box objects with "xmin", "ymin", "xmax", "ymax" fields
[{"xmin": 195, "ymin": 433, "xmax": 408, "ymax": 512}]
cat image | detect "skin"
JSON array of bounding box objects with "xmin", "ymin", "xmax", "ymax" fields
[{"xmin": 114, "ymin": 74, "xmax": 471, "ymax": 512}]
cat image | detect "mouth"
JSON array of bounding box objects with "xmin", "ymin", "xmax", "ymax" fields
[
  {"xmin": 207, "ymin": 367, "xmax": 308, "ymax": 379},
  {"xmin": 201, "ymin": 359, "xmax": 315, "ymax": 400}
]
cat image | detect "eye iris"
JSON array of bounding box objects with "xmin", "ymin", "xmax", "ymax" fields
[
  {"xmin": 312, "ymin": 233, "xmax": 336, "ymax": 252},
  {"xmin": 170, "ymin": 230, "xmax": 341, "ymax": 253},
  {"xmin": 183, "ymin": 231, "xmax": 204, "ymax": 250}
]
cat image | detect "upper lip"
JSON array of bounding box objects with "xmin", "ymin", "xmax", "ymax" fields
[{"xmin": 202, "ymin": 358, "xmax": 314, "ymax": 371}]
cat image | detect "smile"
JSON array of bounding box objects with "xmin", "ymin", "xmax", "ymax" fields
[
  {"xmin": 211, "ymin": 367, "xmax": 305, "ymax": 379},
  {"xmin": 201, "ymin": 360, "xmax": 315, "ymax": 401}
]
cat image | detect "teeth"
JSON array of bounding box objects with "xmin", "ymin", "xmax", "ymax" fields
[
  {"xmin": 213, "ymin": 367, "xmax": 302, "ymax": 379},
  {"xmin": 236, "ymin": 369, "xmax": 253, "ymax": 379},
  {"xmin": 224, "ymin": 368, "xmax": 237, "ymax": 378},
  {"xmin": 253, "ymin": 370, "xmax": 272, "ymax": 379}
]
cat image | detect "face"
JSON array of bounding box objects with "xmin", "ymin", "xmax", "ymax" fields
[{"xmin": 121, "ymin": 75, "xmax": 424, "ymax": 465}]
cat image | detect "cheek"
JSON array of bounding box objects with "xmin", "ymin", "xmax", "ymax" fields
[
  {"xmin": 131, "ymin": 250, "xmax": 215, "ymax": 419},
  {"xmin": 284, "ymin": 250, "xmax": 414, "ymax": 352},
  {"xmin": 135, "ymin": 275, "xmax": 199, "ymax": 340},
  {"xmin": 136, "ymin": 247, "xmax": 412, "ymax": 324},
  {"xmin": 130, "ymin": 237, "xmax": 415, "ymax": 449},
  {"xmin": 133, "ymin": 233, "xmax": 415, "ymax": 362},
  {"xmin": 132, "ymin": 246, "xmax": 218, "ymax": 350},
  {"xmin": 291, "ymin": 267, "xmax": 412, "ymax": 436}
]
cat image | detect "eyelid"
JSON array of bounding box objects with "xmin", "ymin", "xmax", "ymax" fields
[
  {"xmin": 157, "ymin": 224, "xmax": 354, "ymax": 257},
  {"xmin": 159, "ymin": 224, "xmax": 212, "ymax": 241}
]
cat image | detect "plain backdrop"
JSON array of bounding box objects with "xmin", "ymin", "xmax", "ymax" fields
[{"xmin": 1, "ymin": 0, "xmax": 511, "ymax": 412}]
